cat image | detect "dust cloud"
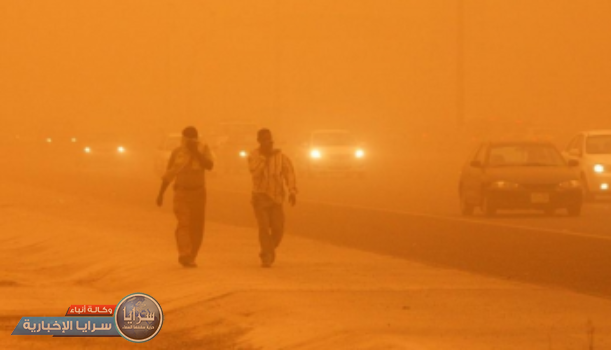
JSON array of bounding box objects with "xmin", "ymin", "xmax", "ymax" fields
[{"xmin": 2, "ymin": 1, "xmax": 611, "ymax": 349}]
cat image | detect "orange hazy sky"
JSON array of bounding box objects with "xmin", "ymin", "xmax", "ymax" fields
[{"xmin": 1, "ymin": 0, "xmax": 610, "ymax": 136}]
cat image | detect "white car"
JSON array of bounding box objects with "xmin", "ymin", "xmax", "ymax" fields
[
  {"xmin": 299, "ymin": 130, "xmax": 366, "ymax": 176},
  {"xmin": 563, "ymin": 130, "xmax": 611, "ymax": 199}
]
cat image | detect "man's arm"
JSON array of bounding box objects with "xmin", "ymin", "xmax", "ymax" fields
[
  {"xmin": 156, "ymin": 180, "xmax": 170, "ymax": 207},
  {"xmin": 248, "ymin": 149, "xmax": 267, "ymax": 176},
  {"xmin": 281, "ymin": 154, "xmax": 298, "ymax": 206},
  {"xmin": 157, "ymin": 150, "xmax": 177, "ymax": 207},
  {"xmin": 194, "ymin": 144, "xmax": 214, "ymax": 170}
]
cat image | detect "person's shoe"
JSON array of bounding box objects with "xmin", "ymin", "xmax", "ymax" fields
[{"xmin": 181, "ymin": 261, "xmax": 198, "ymax": 268}]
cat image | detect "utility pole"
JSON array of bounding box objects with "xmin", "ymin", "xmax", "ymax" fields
[
  {"xmin": 272, "ymin": 0, "xmax": 283, "ymax": 130},
  {"xmin": 457, "ymin": 0, "xmax": 465, "ymax": 126}
]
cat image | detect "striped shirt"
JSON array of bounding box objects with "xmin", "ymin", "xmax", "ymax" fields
[{"xmin": 248, "ymin": 148, "xmax": 298, "ymax": 204}]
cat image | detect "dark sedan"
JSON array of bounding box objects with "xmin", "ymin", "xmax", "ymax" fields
[{"xmin": 459, "ymin": 141, "xmax": 583, "ymax": 216}]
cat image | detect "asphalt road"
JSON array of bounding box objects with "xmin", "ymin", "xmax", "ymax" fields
[{"xmin": 6, "ymin": 147, "xmax": 611, "ymax": 298}]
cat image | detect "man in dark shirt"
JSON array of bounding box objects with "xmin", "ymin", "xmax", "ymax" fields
[{"xmin": 156, "ymin": 126, "xmax": 214, "ymax": 267}]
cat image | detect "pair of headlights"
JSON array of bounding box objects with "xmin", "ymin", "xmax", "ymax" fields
[
  {"xmin": 45, "ymin": 138, "xmax": 78, "ymax": 143},
  {"xmin": 238, "ymin": 149, "xmax": 367, "ymax": 159},
  {"xmin": 310, "ymin": 149, "xmax": 365, "ymax": 159},
  {"xmin": 489, "ymin": 180, "xmax": 581, "ymax": 190},
  {"xmin": 83, "ymin": 146, "xmax": 126, "ymax": 154}
]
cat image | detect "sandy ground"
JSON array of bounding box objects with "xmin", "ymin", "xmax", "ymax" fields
[{"xmin": 1, "ymin": 179, "xmax": 610, "ymax": 349}]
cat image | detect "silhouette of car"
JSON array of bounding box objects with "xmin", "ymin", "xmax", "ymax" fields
[
  {"xmin": 76, "ymin": 133, "xmax": 132, "ymax": 168},
  {"xmin": 563, "ymin": 130, "xmax": 611, "ymax": 200},
  {"xmin": 459, "ymin": 141, "xmax": 582, "ymax": 216},
  {"xmin": 298, "ymin": 130, "xmax": 366, "ymax": 177}
]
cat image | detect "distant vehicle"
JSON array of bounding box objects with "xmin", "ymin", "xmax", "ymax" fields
[
  {"xmin": 35, "ymin": 127, "xmax": 81, "ymax": 155},
  {"xmin": 212, "ymin": 122, "xmax": 258, "ymax": 174},
  {"xmin": 298, "ymin": 130, "xmax": 366, "ymax": 177},
  {"xmin": 563, "ymin": 130, "xmax": 611, "ymax": 199},
  {"xmin": 76, "ymin": 132, "xmax": 132, "ymax": 167},
  {"xmin": 459, "ymin": 141, "xmax": 582, "ymax": 216}
]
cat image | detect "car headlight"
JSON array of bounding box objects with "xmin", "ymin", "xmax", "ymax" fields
[
  {"xmin": 355, "ymin": 149, "xmax": 365, "ymax": 158},
  {"xmin": 117, "ymin": 146, "xmax": 125, "ymax": 153},
  {"xmin": 84, "ymin": 147, "xmax": 91, "ymax": 153},
  {"xmin": 310, "ymin": 149, "xmax": 321, "ymax": 159},
  {"xmin": 489, "ymin": 181, "xmax": 520, "ymax": 189},
  {"xmin": 594, "ymin": 164, "xmax": 605, "ymax": 173},
  {"xmin": 239, "ymin": 150, "xmax": 248, "ymax": 158},
  {"xmin": 558, "ymin": 180, "xmax": 581, "ymax": 189}
]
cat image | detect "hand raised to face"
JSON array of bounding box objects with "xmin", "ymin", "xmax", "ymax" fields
[{"xmin": 186, "ymin": 139, "xmax": 199, "ymax": 153}]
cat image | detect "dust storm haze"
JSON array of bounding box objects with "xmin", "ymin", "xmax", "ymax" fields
[{"xmin": 2, "ymin": 1, "xmax": 611, "ymax": 349}]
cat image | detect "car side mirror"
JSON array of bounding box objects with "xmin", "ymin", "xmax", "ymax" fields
[
  {"xmin": 568, "ymin": 159, "xmax": 579, "ymax": 167},
  {"xmin": 470, "ymin": 160, "xmax": 482, "ymax": 168}
]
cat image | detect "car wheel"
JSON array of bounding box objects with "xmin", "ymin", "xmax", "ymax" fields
[
  {"xmin": 481, "ymin": 195, "xmax": 497, "ymax": 217},
  {"xmin": 460, "ymin": 195, "xmax": 475, "ymax": 216},
  {"xmin": 567, "ymin": 203, "xmax": 582, "ymax": 217}
]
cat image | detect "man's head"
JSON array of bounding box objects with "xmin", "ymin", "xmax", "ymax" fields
[
  {"xmin": 257, "ymin": 128, "xmax": 273, "ymax": 153},
  {"xmin": 182, "ymin": 126, "xmax": 198, "ymax": 140},
  {"xmin": 183, "ymin": 126, "xmax": 199, "ymax": 152}
]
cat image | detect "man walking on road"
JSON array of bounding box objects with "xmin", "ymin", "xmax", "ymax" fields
[
  {"xmin": 156, "ymin": 126, "xmax": 214, "ymax": 268},
  {"xmin": 248, "ymin": 128, "xmax": 297, "ymax": 268}
]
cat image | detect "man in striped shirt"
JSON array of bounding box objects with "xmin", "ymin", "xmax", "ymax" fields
[{"xmin": 248, "ymin": 128, "xmax": 297, "ymax": 268}]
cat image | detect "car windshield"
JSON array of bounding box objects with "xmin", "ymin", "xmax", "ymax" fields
[
  {"xmin": 218, "ymin": 124, "xmax": 257, "ymax": 144},
  {"xmin": 586, "ymin": 135, "xmax": 611, "ymax": 154},
  {"xmin": 226, "ymin": 131, "xmax": 252, "ymax": 144},
  {"xmin": 312, "ymin": 132, "xmax": 355, "ymax": 146},
  {"xmin": 487, "ymin": 144, "xmax": 565, "ymax": 167},
  {"xmin": 82, "ymin": 133, "xmax": 125, "ymax": 144},
  {"xmin": 221, "ymin": 124, "xmax": 257, "ymax": 137}
]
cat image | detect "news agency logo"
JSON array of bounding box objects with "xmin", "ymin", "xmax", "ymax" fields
[
  {"xmin": 114, "ymin": 293, "xmax": 164, "ymax": 343},
  {"xmin": 12, "ymin": 293, "xmax": 163, "ymax": 342}
]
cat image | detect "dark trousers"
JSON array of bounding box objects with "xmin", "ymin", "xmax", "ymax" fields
[
  {"xmin": 173, "ymin": 188, "xmax": 206, "ymax": 264},
  {"xmin": 252, "ymin": 193, "xmax": 285, "ymax": 262}
]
